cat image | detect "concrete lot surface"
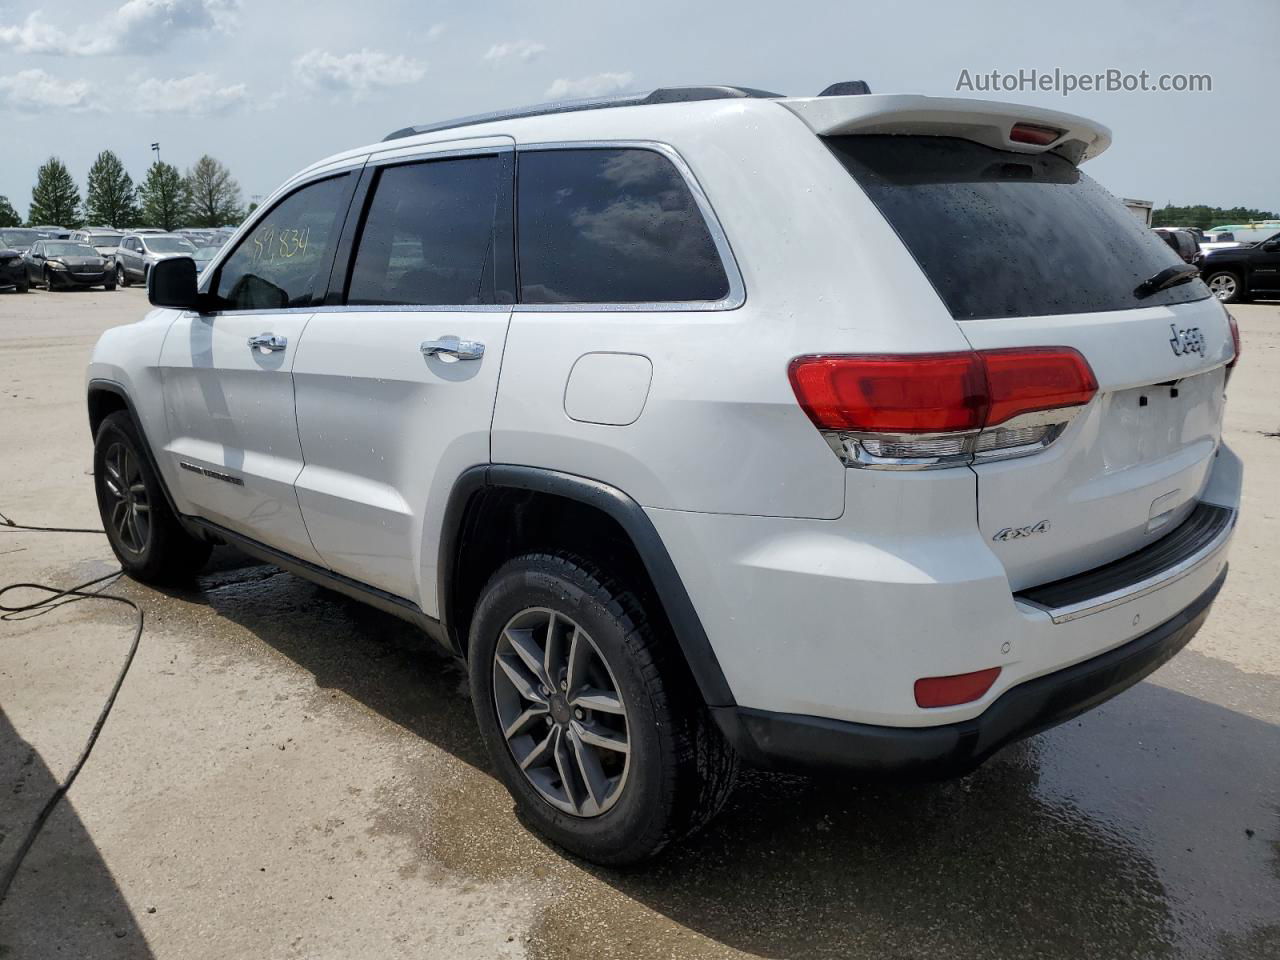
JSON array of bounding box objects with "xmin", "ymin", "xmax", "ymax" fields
[{"xmin": 1, "ymin": 287, "xmax": 1277, "ymax": 959}]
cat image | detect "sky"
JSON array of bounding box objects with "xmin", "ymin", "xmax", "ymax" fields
[{"xmin": 1, "ymin": 0, "xmax": 1277, "ymax": 220}]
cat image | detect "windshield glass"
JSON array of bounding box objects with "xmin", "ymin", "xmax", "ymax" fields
[
  {"xmin": 145, "ymin": 236, "xmax": 197, "ymax": 253},
  {"xmin": 1, "ymin": 229, "xmax": 40, "ymax": 247},
  {"xmin": 194, "ymin": 246, "xmax": 220, "ymax": 258},
  {"xmin": 88, "ymin": 234, "xmax": 123, "ymax": 247},
  {"xmin": 45, "ymin": 242, "xmax": 100, "ymax": 257}
]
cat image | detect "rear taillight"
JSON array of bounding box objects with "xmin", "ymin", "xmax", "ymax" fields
[
  {"xmin": 789, "ymin": 347, "xmax": 1097, "ymax": 469},
  {"xmin": 1009, "ymin": 122, "xmax": 1063, "ymax": 146},
  {"xmin": 1227, "ymin": 311, "xmax": 1241, "ymax": 368}
]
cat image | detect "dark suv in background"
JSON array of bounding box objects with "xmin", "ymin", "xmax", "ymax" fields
[{"xmin": 1201, "ymin": 231, "xmax": 1280, "ymax": 303}]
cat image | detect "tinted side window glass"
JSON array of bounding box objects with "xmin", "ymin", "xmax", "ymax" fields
[
  {"xmin": 347, "ymin": 155, "xmax": 500, "ymax": 306},
  {"xmin": 517, "ymin": 148, "xmax": 729, "ymax": 304},
  {"xmin": 215, "ymin": 174, "xmax": 349, "ymax": 311}
]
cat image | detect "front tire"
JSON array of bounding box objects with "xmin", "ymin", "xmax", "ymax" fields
[
  {"xmin": 93, "ymin": 411, "xmax": 211, "ymax": 584},
  {"xmin": 468, "ymin": 553, "xmax": 737, "ymax": 865},
  {"xmin": 1206, "ymin": 270, "xmax": 1246, "ymax": 303},
  {"xmin": 116, "ymin": 263, "xmax": 129, "ymax": 287},
  {"xmin": 42, "ymin": 267, "xmax": 53, "ymax": 290}
]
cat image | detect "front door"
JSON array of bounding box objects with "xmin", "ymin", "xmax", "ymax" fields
[
  {"xmin": 292, "ymin": 139, "xmax": 515, "ymax": 611},
  {"xmin": 1247, "ymin": 234, "xmax": 1280, "ymax": 293},
  {"xmin": 158, "ymin": 169, "xmax": 361, "ymax": 563}
]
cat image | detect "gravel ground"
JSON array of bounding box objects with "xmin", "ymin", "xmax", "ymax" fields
[{"xmin": 1, "ymin": 286, "xmax": 1277, "ymax": 959}]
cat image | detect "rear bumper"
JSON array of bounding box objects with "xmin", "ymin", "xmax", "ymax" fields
[{"xmin": 714, "ymin": 567, "xmax": 1225, "ymax": 777}]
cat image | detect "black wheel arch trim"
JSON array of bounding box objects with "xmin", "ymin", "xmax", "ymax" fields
[
  {"xmin": 439, "ymin": 464, "xmax": 737, "ymax": 708},
  {"xmin": 87, "ymin": 378, "xmax": 190, "ymax": 529}
]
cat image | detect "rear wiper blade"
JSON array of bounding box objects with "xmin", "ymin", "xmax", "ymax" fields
[{"xmin": 1134, "ymin": 263, "xmax": 1200, "ymax": 299}]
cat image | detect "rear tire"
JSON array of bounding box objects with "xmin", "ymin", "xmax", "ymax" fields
[
  {"xmin": 93, "ymin": 411, "xmax": 211, "ymax": 584},
  {"xmin": 1206, "ymin": 270, "xmax": 1246, "ymax": 304},
  {"xmin": 468, "ymin": 552, "xmax": 737, "ymax": 865}
]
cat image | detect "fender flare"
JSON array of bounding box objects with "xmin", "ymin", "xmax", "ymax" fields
[
  {"xmin": 86, "ymin": 378, "xmax": 187, "ymax": 527},
  {"xmin": 438, "ymin": 464, "xmax": 737, "ymax": 708}
]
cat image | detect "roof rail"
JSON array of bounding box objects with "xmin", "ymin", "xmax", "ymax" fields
[{"xmin": 382, "ymin": 85, "xmax": 784, "ymax": 142}]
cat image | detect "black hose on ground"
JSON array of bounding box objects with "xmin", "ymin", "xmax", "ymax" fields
[{"xmin": 0, "ymin": 514, "xmax": 141, "ymax": 906}]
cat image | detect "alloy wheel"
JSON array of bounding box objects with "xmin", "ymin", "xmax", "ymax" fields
[
  {"xmin": 492, "ymin": 608, "xmax": 630, "ymax": 817},
  {"xmin": 101, "ymin": 442, "xmax": 151, "ymax": 554},
  {"xmin": 1208, "ymin": 274, "xmax": 1237, "ymax": 301}
]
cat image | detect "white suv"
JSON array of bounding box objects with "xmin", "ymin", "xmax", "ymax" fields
[{"xmin": 87, "ymin": 85, "xmax": 1242, "ymax": 864}]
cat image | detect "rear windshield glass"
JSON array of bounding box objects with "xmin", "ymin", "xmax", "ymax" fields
[{"xmin": 827, "ymin": 136, "xmax": 1209, "ymax": 320}]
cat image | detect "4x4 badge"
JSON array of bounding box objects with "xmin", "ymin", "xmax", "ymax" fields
[{"xmin": 993, "ymin": 520, "xmax": 1050, "ymax": 542}]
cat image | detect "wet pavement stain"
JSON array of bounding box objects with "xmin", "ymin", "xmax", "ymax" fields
[{"xmin": 118, "ymin": 548, "xmax": 1280, "ymax": 960}]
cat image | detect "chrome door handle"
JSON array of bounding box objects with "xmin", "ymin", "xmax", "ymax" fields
[
  {"xmin": 420, "ymin": 336, "xmax": 484, "ymax": 361},
  {"xmin": 247, "ymin": 333, "xmax": 287, "ymax": 352}
]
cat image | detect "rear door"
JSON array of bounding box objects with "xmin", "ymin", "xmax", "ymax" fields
[
  {"xmin": 828, "ymin": 133, "xmax": 1234, "ymax": 589},
  {"xmin": 291, "ymin": 138, "xmax": 515, "ymax": 611},
  {"xmin": 159, "ymin": 170, "xmax": 359, "ymax": 563}
]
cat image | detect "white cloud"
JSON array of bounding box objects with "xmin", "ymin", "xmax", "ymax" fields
[
  {"xmin": 292, "ymin": 48, "xmax": 427, "ymax": 98},
  {"xmin": 483, "ymin": 39, "xmax": 546, "ymax": 63},
  {"xmin": 132, "ymin": 73, "xmax": 248, "ymax": 115},
  {"xmin": 0, "ymin": 69, "xmax": 96, "ymax": 110},
  {"xmin": 426, "ymin": 23, "xmax": 446, "ymax": 41},
  {"xmin": 545, "ymin": 72, "xmax": 634, "ymax": 100},
  {"xmin": 0, "ymin": 0, "xmax": 237, "ymax": 56}
]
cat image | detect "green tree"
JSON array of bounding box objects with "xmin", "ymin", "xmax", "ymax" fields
[
  {"xmin": 137, "ymin": 161, "xmax": 189, "ymax": 231},
  {"xmin": 28, "ymin": 156, "xmax": 81, "ymax": 227},
  {"xmin": 1152, "ymin": 204, "xmax": 1278, "ymax": 229},
  {"xmin": 184, "ymin": 155, "xmax": 243, "ymax": 227},
  {"xmin": 84, "ymin": 150, "xmax": 139, "ymax": 228},
  {"xmin": 0, "ymin": 195, "xmax": 21, "ymax": 228}
]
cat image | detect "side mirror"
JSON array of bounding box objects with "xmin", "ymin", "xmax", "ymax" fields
[
  {"xmin": 149, "ymin": 256, "xmax": 201, "ymax": 310},
  {"xmin": 1262, "ymin": 240, "xmax": 1280, "ymax": 253}
]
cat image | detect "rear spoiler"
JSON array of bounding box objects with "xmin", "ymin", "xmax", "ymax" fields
[{"xmin": 780, "ymin": 94, "xmax": 1111, "ymax": 164}]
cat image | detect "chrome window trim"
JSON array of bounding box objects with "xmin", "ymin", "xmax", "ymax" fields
[
  {"xmin": 512, "ymin": 139, "xmax": 746, "ymax": 313},
  {"xmin": 1018, "ymin": 506, "xmax": 1236, "ymax": 624}
]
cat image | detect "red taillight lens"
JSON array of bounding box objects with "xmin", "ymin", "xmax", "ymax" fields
[
  {"xmin": 1009, "ymin": 122, "xmax": 1063, "ymax": 146},
  {"xmin": 789, "ymin": 348, "xmax": 1097, "ymax": 433},
  {"xmin": 914, "ymin": 667, "xmax": 1001, "ymax": 708},
  {"xmin": 788, "ymin": 353, "xmax": 987, "ymax": 433},
  {"xmin": 981, "ymin": 347, "xmax": 1099, "ymax": 426}
]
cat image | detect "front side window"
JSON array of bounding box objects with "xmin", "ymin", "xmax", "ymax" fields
[
  {"xmin": 215, "ymin": 174, "xmax": 350, "ymax": 311},
  {"xmin": 517, "ymin": 148, "xmax": 730, "ymax": 304},
  {"xmin": 346, "ymin": 155, "xmax": 501, "ymax": 306}
]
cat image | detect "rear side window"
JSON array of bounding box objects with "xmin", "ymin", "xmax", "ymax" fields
[
  {"xmin": 215, "ymin": 174, "xmax": 350, "ymax": 311},
  {"xmin": 828, "ymin": 136, "xmax": 1209, "ymax": 320},
  {"xmin": 347, "ymin": 155, "xmax": 501, "ymax": 306},
  {"xmin": 517, "ymin": 148, "xmax": 729, "ymax": 304}
]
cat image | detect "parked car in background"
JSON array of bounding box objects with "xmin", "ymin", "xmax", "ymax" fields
[
  {"xmin": 31, "ymin": 225, "xmax": 72, "ymax": 239},
  {"xmin": 0, "ymin": 228, "xmax": 42, "ymax": 254},
  {"xmin": 0, "ymin": 246, "xmax": 29, "ymax": 292},
  {"xmin": 70, "ymin": 229, "xmax": 124, "ymax": 271},
  {"xmin": 1201, "ymin": 230, "xmax": 1280, "ymax": 302},
  {"xmin": 89, "ymin": 85, "xmax": 1240, "ymax": 865},
  {"xmin": 114, "ymin": 232, "xmax": 197, "ymax": 287},
  {"xmin": 24, "ymin": 239, "xmax": 114, "ymax": 290},
  {"xmin": 1210, "ymin": 221, "xmax": 1280, "ymax": 246},
  {"xmin": 1153, "ymin": 227, "xmax": 1201, "ymax": 265},
  {"xmin": 191, "ymin": 245, "xmax": 221, "ymax": 273}
]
